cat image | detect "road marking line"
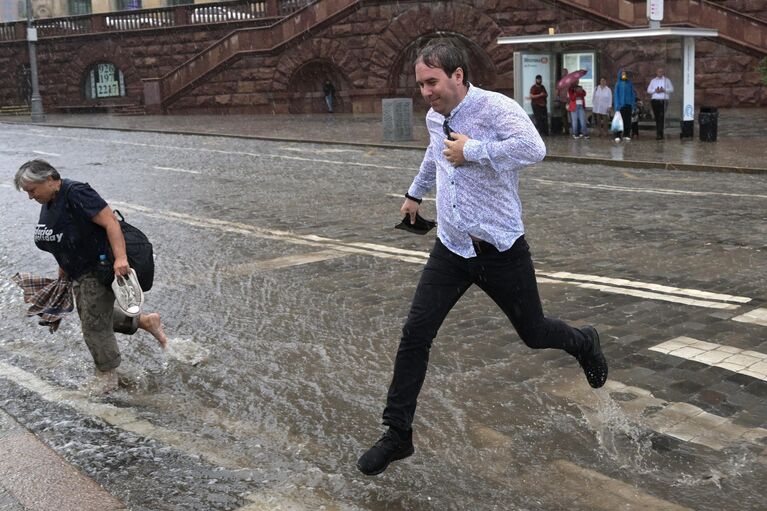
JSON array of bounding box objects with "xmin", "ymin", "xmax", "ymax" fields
[
  {"xmin": 236, "ymin": 489, "xmax": 359, "ymax": 511},
  {"xmin": 225, "ymin": 250, "xmax": 348, "ymax": 275},
  {"xmin": 109, "ymin": 201, "xmax": 431, "ymax": 264},
  {"xmin": 280, "ymin": 146, "xmax": 364, "ymax": 154},
  {"xmin": 549, "ymin": 460, "xmax": 693, "ymax": 510},
  {"xmin": 0, "ymin": 186, "xmax": 755, "ymax": 309},
  {"xmin": 0, "ymin": 361, "xmax": 246, "ymax": 469},
  {"xmin": 32, "ymin": 150, "xmax": 60, "ymax": 157},
  {"xmin": 732, "ymin": 307, "xmax": 767, "ymax": 327},
  {"xmin": 7, "ymin": 127, "xmax": 766, "ymax": 198},
  {"xmin": 531, "ymin": 178, "xmax": 767, "ymax": 200},
  {"xmin": 470, "ymin": 425, "xmax": 688, "ymax": 509},
  {"xmin": 650, "ymin": 336, "xmax": 767, "ymax": 381},
  {"xmin": 108, "ymin": 201, "xmax": 755, "ymax": 309},
  {"xmin": 540, "ymin": 278, "xmax": 741, "ymax": 310},
  {"xmin": 542, "ymin": 374, "xmax": 767, "ymax": 451},
  {"xmin": 0, "ymin": 129, "xmax": 415, "ymax": 172},
  {"xmin": 541, "ymin": 271, "xmax": 751, "ymax": 304},
  {"xmin": 153, "ymin": 166, "xmax": 201, "ymax": 174}
]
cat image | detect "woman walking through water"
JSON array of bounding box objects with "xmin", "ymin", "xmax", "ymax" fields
[{"xmin": 14, "ymin": 159, "xmax": 168, "ymax": 395}]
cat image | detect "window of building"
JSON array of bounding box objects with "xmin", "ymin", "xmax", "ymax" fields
[
  {"xmin": 68, "ymin": 0, "xmax": 92, "ymax": 15},
  {"xmin": 84, "ymin": 63, "xmax": 126, "ymax": 100},
  {"xmin": 167, "ymin": 0, "xmax": 193, "ymax": 5},
  {"xmin": 115, "ymin": 0, "xmax": 142, "ymax": 10}
]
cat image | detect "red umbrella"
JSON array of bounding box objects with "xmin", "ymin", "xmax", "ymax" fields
[{"xmin": 557, "ymin": 69, "xmax": 587, "ymax": 90}]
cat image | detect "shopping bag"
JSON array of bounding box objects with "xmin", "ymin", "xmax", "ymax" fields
[{"xmin": 611, "ymin": 111, "xmax": 624, "ymax": 132}]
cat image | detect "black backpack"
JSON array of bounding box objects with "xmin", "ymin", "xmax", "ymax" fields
[
  {"xmin": 102, "ymin": 209, "xmax": 155, "ymax": 291},
  {"xmin": 64, "ymin": 185, "xmax": 155, "ymax": 291}
]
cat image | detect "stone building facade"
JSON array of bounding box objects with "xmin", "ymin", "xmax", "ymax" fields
[{"xmin": 0, "ymin": 0, "xmax": 765, "ymax": 115}]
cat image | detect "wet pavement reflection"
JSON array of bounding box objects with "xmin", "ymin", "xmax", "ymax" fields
[
  {"xmin": 0, "ymin": 123, "xmax": 766, "ymax": 510},
  {"xmin": 3, "ymin": 107, "xmax": 767, "ymax": 172}
]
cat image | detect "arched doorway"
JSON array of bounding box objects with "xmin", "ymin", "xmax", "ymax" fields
[
  {"xmin": 389, "ymin": 32, "xmax": 497, "ymax": 113},
  {"xmin": 287, "ymin": 59, "xmax": 347, "ymax": 114}
]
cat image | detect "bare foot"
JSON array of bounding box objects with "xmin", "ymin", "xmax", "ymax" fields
[
  {"xmin": 139, "ymin": 312, "xmax": 168, "ymax": 350},
  {"xmin": 82, "ymin": 368, "xmax": 119, "ymax": 395}
]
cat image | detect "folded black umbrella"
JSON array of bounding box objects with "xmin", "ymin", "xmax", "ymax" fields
[{"xmin": 395, "ymin": 212, "xmax": 437, "ymax": 235}]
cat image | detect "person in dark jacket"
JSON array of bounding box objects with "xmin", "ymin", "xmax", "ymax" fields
[
  {"xmin": 14, "ymin": 159, "xmax": 168, "ymax": 394},
  {"xmin": 323, "ymin": 79, "xmax": 336, "ymax": 113},
  {"xmin": 528, "ymin": 74, "xmax": 549, "ymax": 135}
]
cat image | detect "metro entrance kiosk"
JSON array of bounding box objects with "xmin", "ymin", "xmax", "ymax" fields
[{"xmin": 498, "ymin": 27, "xmax": 718, "ymax": 138}]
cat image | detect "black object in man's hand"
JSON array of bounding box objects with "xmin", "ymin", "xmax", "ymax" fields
[{"xmin": 395, "ymin": 213, "xmax": 437, "ymax": 235}]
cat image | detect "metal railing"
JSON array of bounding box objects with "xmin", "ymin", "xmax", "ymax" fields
[
  {"xmin": 0, "ymin": 23, "xmax": 18, "ymax": 42},
  {"xmin": 0, "ymin": 0, "xmax": 313, "ymax": 41},
  {"xmin": 103, "ymin": 8, "xmax": 175, "ymax": 31}
]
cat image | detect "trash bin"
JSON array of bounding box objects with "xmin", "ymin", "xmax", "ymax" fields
[
  {"xmin": 699, "ymin": 107, "xmax": 718, "ymax": 142},
  {"xmin": 551, "ymin": 115, "xmax": 563, "ymax": 135}
]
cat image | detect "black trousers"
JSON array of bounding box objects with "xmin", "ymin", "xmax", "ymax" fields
[
  {"xmin": 382, "ymin": 237, "xmax": 589, "ymax": 431},
  {"xmin": 619, "ymin": 106, "xmax": 633, "ymax": 139},
  {"xmin": 651, "ymin": 99, "xmax": 667, "ymax": 137},
  {"xmin": 532, "ymin": 104, "xmax": 549, "ymax": 135}
]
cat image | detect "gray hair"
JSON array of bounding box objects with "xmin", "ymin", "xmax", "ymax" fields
[{"xmin": 14, "ymin": 159, "xmax": 60, "ymax": 191}]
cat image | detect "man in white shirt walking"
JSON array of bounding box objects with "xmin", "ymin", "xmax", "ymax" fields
[{"xmin": 647, "ymin": 68, "xmax": 673, "ymax": 140}]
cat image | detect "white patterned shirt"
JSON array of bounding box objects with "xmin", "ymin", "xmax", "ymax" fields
[{"xmin": 408, "ymin": 84, "xmax": 546, "ymax": 258}]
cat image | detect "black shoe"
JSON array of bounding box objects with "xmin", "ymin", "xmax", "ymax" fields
[
  {"xmin": 356, "ymin": 427, "xmax": 414, "ymax": 476},
  {"xmin": 576, "ymin": 326, "xmax": 608, "ymax": 388}
]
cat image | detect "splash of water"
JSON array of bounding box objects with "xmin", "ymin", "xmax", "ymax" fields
[
  {"xmin": 164, "ymin": 337, "xmax": 210, "ymax": 366},
  {"xmin": 587, "ymin": 388, "xmax": 654, "ymax": 472}
]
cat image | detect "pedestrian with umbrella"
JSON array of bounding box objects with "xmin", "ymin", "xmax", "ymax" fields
[
  {"xmin": 557, "ymin": 69, "xmax": 587, "ymax": 137},
  {"xmin": 567, "ymin": 78, "xmax": 589, "ymax": 139}
]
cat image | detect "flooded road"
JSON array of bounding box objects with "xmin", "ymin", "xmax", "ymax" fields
[{"xmin": 1, "ymin": 124, "xmax": 766, "ymax": 510}]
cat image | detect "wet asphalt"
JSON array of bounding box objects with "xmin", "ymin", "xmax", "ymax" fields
[{"xmin": 0, "ymin": 121, "xmax": 765, "ymax": 510}]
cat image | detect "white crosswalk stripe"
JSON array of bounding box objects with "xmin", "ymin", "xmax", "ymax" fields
[{"xmin": 650, "ymin": 336, "xmax": 767, "ymax": 381}]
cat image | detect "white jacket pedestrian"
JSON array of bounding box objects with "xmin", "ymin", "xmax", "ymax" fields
[{"xmin": 592, "ymin": 83, "xmax": 612, "ymax": 115}]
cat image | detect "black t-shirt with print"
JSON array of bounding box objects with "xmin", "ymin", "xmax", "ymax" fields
[{"xmin": 34, "ymin": 179, "xmax": 109, "ymax": 280}]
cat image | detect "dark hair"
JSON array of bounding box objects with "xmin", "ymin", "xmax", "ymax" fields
[
  {"xmin": 416, "ymin": 40, "xmax": 470, "ymax": 85},
  {"xmin": 535, "ymin": 74, "xmax": 542, "ymax": 80},
  {"xmin": 14, "ymin": 159, "xmax": 60, "ymax": 191}
]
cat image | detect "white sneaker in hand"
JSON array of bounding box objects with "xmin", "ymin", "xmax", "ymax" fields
[{"xmin": 112, "ymin": 268, "xmax": 144, "ymax": 317}]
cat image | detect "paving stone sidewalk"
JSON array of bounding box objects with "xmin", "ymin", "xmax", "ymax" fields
[{"xmin": 0, "ymin": 407, "xmax": 126, "ymax": 511}]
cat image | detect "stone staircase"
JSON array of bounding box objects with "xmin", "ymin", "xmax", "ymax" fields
[
  {"xmin": 111, "ymin": 104, "xmax": 147, "ymax": 116},
  {"xmin": 0, "ymin": 104, "xmax": 31, "ymax": 116},
  {"xmin": 144, "ymin": 0, "xmax": 765, "ymax": 112},
  {"xmin": 552, "ymin": 0, "xmax": 767, "ymax": 56},
  {"xmin": 144, "ymin": 0, "xmax": 360, "ymax": 112}
]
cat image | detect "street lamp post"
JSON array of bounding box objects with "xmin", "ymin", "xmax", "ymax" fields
[{"xmin": 25, "ymin": 0, "xmax": 45, "ymax": 121}]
